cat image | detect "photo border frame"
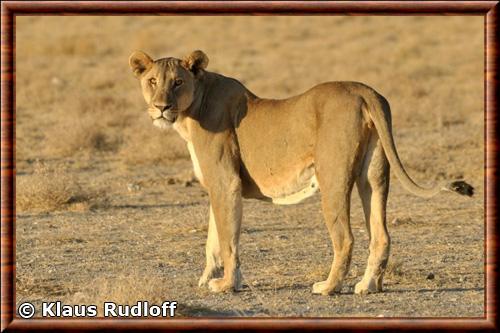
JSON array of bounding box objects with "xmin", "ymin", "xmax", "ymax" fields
[{"xmin": 1, "ymin": 1, "xmax": 498, "ymax": 331}]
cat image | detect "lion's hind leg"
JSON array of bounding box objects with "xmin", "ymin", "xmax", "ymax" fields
[
  {"xmin": 312, "ymin": 189, "xmax": 354, "ymax": 295},
  {"xmin": 312, "ymin": 136, "xmax": 360, "ymax": 295},
  {"xmin": 354, "ymin": 133, "xmax": 391, "ymax": 295}
]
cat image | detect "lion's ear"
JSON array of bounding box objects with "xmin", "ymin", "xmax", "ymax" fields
[
  {"xmin": 182, "ymin": 50, "xmax": 209, "ymax": 75},
  {"xmin": 129, "ymin": 51, "xmax": 153, "ymax": 78}
]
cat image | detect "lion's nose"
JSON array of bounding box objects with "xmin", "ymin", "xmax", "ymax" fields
[{"xmin": 155, "ymin": 104, "xmax": 172, "ymax": 111}]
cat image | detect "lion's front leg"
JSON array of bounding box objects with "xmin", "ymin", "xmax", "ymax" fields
[
  {"xmin": 206, "ymin": 177, "xmax": 243, "ymax": 293},
  {"xmin": 198, "ymin": 205, "xmax": 224, "ymax": 287}
]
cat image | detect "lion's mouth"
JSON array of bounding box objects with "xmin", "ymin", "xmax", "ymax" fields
[
  {"xmin": 151, "ymin": 111, "xmax": 178, "ymax": 124},
  {"xmin": 162, "ymin": 111, "xmax": 178, "ymax": 123}
]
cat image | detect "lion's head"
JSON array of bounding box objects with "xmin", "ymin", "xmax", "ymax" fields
[{"xmin": 129, "ymin": 50, "xmax": 209, "ymax": 129}]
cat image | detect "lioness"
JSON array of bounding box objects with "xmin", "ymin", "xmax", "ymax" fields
[{"xmin": 129, "ymin": 50, "xmax": 473, "ymax": 295}]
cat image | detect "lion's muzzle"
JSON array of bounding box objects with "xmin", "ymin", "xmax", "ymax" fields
[{"xmin": 163, "ymin": 110, "xmax": 178, "ymax": 123}]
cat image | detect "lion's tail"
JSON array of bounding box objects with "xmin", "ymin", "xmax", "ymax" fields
[{"xmin": 365, "ymin": 93, "xmax": 474, "ymax": 198}]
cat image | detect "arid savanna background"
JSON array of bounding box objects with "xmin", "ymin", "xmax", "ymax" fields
[{"xmin": 16, "ymin": 16, "xmax": 484, "ymax": 317}]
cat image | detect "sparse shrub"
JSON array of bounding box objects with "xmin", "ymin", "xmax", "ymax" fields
[
  {"xmin": 120, "ymin": 119, "xmax": 190, "ymax": 166},
  {"xmin": 16, "ymin": 162, "xmax": 107, "ymax": 213},
  {"xmin": 46, "ymin": 115, "xmax": 122, "ymax": 157},
  {"xmin": 67, "ymin": 272, "xmax": 184, "ymax": 316},
  {"xmin": 42, "ymin": 94, "xmax": 133, "ymax": 157}
]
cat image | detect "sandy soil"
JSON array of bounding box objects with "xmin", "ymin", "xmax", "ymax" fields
[{"xmin": 15, "ymin": 16, "xmax": 484, "ymax": 317}]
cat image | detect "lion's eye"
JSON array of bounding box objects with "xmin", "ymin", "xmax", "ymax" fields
[
  {"xmin": 174, "ymin": 78, "xmax": 183, "ymax": 87},
  {"xmin": 149, "ymin": 78, "xmax": 157, "ymax": 86}
]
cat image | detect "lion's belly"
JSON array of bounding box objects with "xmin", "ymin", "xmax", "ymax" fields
[{"xmin": 255, "ymin": 163, "xmax": 319, "ymax": 205}]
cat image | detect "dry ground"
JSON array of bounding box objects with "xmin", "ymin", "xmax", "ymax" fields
[{"xmin": 15, "ymin": 16, "xmax": 484, "ymax": 317}]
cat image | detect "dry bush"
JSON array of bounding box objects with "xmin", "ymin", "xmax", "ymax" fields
[
  {"xmin": 16, "ymin": 163, "xmax": 107, "ymax": 213},
  {"xmin": 44, "ymin": 95, "xmax": 131, "ymax": 157},
  {"xmin": 120, "ymin": 118, "xmax": 190, "ymax": 166},
  {"xmin": 67, "ymin": 271, "xmax": 183, "ymax": 316},
  {"xmin": 48, "ymin": 120, "xmax": 120, "ymax": 157}
]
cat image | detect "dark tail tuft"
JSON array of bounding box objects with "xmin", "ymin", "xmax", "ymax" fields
[{"xmin": 449, "ymin": 181, "xmax": 474, "ymax": 197}]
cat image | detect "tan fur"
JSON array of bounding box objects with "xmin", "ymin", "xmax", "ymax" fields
[{"xmin": 129, "ymin": 50, "xmax": 473, "ymax": 295}]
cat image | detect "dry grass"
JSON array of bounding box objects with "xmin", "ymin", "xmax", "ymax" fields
[
  {"xmin": 43, "ymin": 94, "xmax": 130, "ymax": 157},
  {"xmin": 63, "ymin": 271, "xmax": 237, "ymax": 317},
  {"xmin": 120, "ymin": 123, "xmax": 190, "ymax": 166},
  {"xmin": 66, "ymin": 272, "xmax": 177, "ymax": 316},
  {"xmin": 385, "ymin": 259, "xmax": 404, "ymax": 280},
  {"xmin": 47, "ymin": 117, "xmax": 122, "ymax": 157},
  {"xmin": 16, "ymin": 162, "xmax": 107, "ymax": 213}
]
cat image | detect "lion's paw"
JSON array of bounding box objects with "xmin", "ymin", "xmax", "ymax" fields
[
  {"xmin": 208, "ymin": 278, "xmax": 232, "ymax": 293},
  {"xmin": 354, "ymin": 279, "xmax": 379, "ymax": 295},
  {"xmin": 312, "ymin": 280, "xmax": 342, "ymax": 295},
  {"xmin": 199, "ymin": 266, "xmax": 224, "ymax": 288}
]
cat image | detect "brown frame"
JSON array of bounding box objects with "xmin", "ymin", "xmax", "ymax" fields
[{"xmin": 1, "ymin": 1, "xmax": 498, "ymax": 331}]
